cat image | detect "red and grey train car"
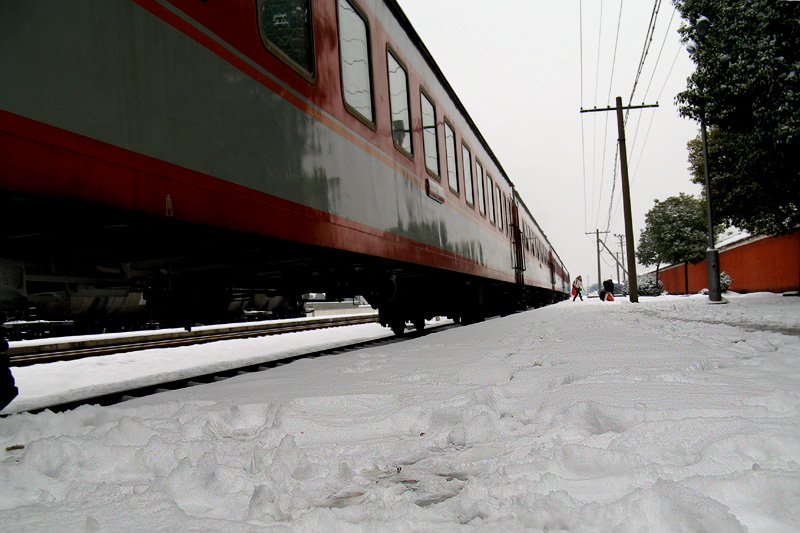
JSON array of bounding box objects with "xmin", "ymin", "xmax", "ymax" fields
[{"xmin": 0, "ymin": 0, "xmax": 569, "ymax": 336}]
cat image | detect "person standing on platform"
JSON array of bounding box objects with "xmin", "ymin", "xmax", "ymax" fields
[{"xmin": 572, "ymin": 276, "xmax": 584, "ymax": 302}]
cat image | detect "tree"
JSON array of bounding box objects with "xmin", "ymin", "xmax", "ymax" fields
[
  {"xmin": 638, "ymin": 194, "xmax": 712, "ymax": 284},
  {"xmin": 674, "ymin": 0, "xmax": 800, "ymax": 235}
]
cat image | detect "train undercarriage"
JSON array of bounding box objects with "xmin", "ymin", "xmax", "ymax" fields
[{"xmin": 0, "ymin": 191, "xmax": 562, "ymax": 339}]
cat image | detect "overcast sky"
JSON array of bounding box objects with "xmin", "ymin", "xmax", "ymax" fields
[{"xmin": 395, "ymin": 0, "xmax": 703, "ymax": 289}]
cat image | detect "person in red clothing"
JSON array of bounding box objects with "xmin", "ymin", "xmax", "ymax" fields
[{"xmin": 572, "ymin": 276, "xmax": 584, "ymax": 301}]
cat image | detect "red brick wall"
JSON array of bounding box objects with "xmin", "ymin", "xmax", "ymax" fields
[{"xmin": 656, "ymin": 230, "xmax": 800, "ymax": 294}]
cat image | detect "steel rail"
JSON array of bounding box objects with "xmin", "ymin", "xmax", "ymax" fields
[{"xmin": 8, "ymin": 314, "xmax": 379, "ymax": 367}]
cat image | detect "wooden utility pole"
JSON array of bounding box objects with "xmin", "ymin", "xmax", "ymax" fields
[
  {"xmin": 581, "ymin": 97, "xmax": 658, "ymax": 303},
  {"xmin": 615, "ymin": 96, "xmax": 639, "ymax": 303}
]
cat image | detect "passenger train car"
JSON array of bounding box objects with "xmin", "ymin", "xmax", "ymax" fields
[{"xmin": 0, "ymin": 0, "xmax": 569, "ymax": 337}]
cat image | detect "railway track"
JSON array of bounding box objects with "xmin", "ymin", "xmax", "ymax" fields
[
  {"xmin": 8, "ymin": 314, "xmax": 380, "ymax": 367},
  {"xmin": 6, "ymin": 318, "xmax": 456, "ymax": 415}
]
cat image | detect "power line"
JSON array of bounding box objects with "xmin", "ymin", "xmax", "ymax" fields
[
  {"xmin": 580, "ymin": 1, "xmax": 686, "ymax": 243},
  {"xmin": 598, "ymin": 0, "xmax": 626, "ymax": 232},
  {"xmin": 641, "ymin": 5, "xmax": 677, "ymax": 103},
  {"xmin": 612, "ymin": 5, "xmax": 684, "ymax": 230},
  {"xmin": 656, "ymin": 41, "xmax": 683, "ymax": 103},
  {"xmin": 628, "ymin": 5, "xmax": 677, "ymax": 159},
  {"xmin": 590, "ymin": 0, "xmax": 605, "ymax": 229},
  {"xmin": 579, "ymin": 0, "xmax": 589, "ymax": 232},
  {"xmin": 628, "ymin": 0, "xmax": 663, "ymax": 108}
]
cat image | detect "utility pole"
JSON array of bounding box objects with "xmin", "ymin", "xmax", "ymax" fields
[
  {"xmin": 581, "ymin": 97, "xmax": 658, "ymax": 303},
  {"xmin": 587, "ymin": 229, "xmax": 610, "ymax": 295}
]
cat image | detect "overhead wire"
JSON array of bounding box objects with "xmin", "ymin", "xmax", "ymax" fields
[
  {"xmin": 641, "ymin": 5, "xmax": 677, "ymax": 104},
  {"xmin": 609, "ymin": 1, "xmax": 684, "ymax": 231},
  {"xmin": 629, "ymin": 4, "xmax": 677, "ymax": 160},
  {"xmin": 580, "ymin": 0, "xmax": 589, "ymax": 233},
  {"xmin": 581, "ymin": 0, "xmax": 686, "ymax": 240},
  {"xmin": 592, "ymin": 0, "xmax": 625, "ymax": 233},
  {"xmin": 630, "ymin": 29, "xmax": 683, "ymax": 185},
  {"xmin": 600, "ymin": 0, "xmax": 625, "ymax": 234},
  {"xmin": 627, "ymin": 5, "xmax": 684, "ymax": 195},
  {"xmin": 589, "ymin": 0, "xmax": 605, "ymax": 230},
  {"xmin": 627, "ymin": 0, "xmax": 663, "ymax": 110}
]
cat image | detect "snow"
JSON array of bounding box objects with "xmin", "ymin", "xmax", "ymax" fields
[{"xmin": 2, "ymin": 293, "xmax": 799, "ymax": 531}]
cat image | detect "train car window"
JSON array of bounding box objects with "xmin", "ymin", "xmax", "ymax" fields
[
  {"xmin": 496, "ymin": 187, "xmax": 504, "ymax": 231},
  {"xmin": 387, "ymin": 49, "xmax": 412, "ymax": 155},
  {"xmin": 505, "ymin": 196, "xmax": 509, "ymax": 232},
  {"xmin": 461, "ymin": 144, "xmax": 474, "ymax": 206},
  {"xmin": 502, "ymin": 191, "xmax": 507, "ymax": 231},
  {"xmin": 257, "ymin": 0, "xmax": 315, "ymax": 80},
  {"xmin": 509, "ymin": 200, "xmax": 514, "ymax": 234},
  {"xmin": 487, "ymin": 175, "xmax": 496, "ymax": 224},
  {"xmin": 420, "ymin": 91, "xmax": 439, "ymax": 176},
  {"xmin": 338, "ymin": 0, "xmax": 374, "ymax": 124},
  {"xmin": 444, "ymin": 121, "xmax": 458, "ymax": 192},
  {"xmin": 505, "ymin": 197, "xmax": 511, "ymax": 233},
  {"xmin": 475, "ymin": 161, "xmax": 486, "ymax": 216}
]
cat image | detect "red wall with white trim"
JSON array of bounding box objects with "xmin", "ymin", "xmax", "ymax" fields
[{"xmin": 656, "ymin": 230, "xmax": 800, "ymax": 294}]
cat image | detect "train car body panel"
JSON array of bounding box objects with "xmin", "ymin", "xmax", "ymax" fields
[{"xmin": 1, "ymin": 0, "xmax": 517, "ymax": 279}]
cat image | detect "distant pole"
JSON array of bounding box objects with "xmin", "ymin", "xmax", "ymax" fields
[
  {"xmin": 615, "ymin": 97, "xmax": 639, "ymax": 303},
  {"xmin": 615, "ymin": 234, "xmax": 626, "ymax": 282},
  {"xmin": 587, "ymin": 229, "xmax": 610, "ymax": 295},
  {"xmin": 596, "ymin": 229, "xmax": 602, "ymax": 293}
]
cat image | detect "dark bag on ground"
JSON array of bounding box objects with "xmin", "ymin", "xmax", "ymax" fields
[{"xmin": 599, "ymin": 279, "xmax": 615, "ymax": 302}]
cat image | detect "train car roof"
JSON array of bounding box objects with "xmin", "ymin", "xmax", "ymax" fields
[{"xmin": 384, "ymin": 0, "xmax": 513, "ymax": 189}]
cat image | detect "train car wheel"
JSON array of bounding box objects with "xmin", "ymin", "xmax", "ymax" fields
[
  {"xmin": 390, "ymin": 321, "xmax": 406, "ymax": 336},
  {"xmin": 413, "ymin": 318, "xmax": 425, "ymax": 332}
]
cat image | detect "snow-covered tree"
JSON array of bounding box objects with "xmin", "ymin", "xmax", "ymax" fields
[
  {"xmin": 619, "ymin": 274, "xmax": 664, "ymax": 297},
  {"xmin": 674, "ymin": 0, "xmax": 800, "ymax": 235},
  {"xmin": 638, "ymin": 194, "xmax": 711, "ymax": 280}
]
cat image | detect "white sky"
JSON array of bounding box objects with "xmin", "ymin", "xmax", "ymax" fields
[{"xmin": 395, "ymin": 0, "xmax": 703, "ymax": 289}]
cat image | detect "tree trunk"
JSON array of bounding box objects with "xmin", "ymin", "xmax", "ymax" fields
[
  {"xmin": 685, "ymin": 261, "xmax": 689, "ymax": 295},
  {"xmin": 656, "ymin": 262, "xmax": 661, "ymax": 294}
]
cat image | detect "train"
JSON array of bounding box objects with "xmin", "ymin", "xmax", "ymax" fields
[{"xmin": 0, "ymin": 0, "xmax": 569, "ymax": 338}]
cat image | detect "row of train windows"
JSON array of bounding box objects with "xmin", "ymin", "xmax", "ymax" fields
[
  {"xmin": 256, "ymin": 0, "xmax": 518, "ymax": 234},
  {"xmin": 523, "ymin": 224, "xmax": 547, "ymax": 262}
]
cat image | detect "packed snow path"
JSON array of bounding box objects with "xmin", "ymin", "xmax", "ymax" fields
[{"xmin": 1, "ymin": 294, "xmax": 799, "ymax": 531}]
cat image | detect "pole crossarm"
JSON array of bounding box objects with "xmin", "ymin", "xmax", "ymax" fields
[{"xmin": 580, "ymin": 103, "xmax": 659, "ymax": 114}]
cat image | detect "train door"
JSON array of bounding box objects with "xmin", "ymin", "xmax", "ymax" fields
[{"xmin": 510, "ymin": 198, "xmax": 525, "ymax": 285}]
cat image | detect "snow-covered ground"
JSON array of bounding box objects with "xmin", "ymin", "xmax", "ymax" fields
[{"xmin": 1, "ymin": 293, "xmax": 799, "ymax": 531}]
